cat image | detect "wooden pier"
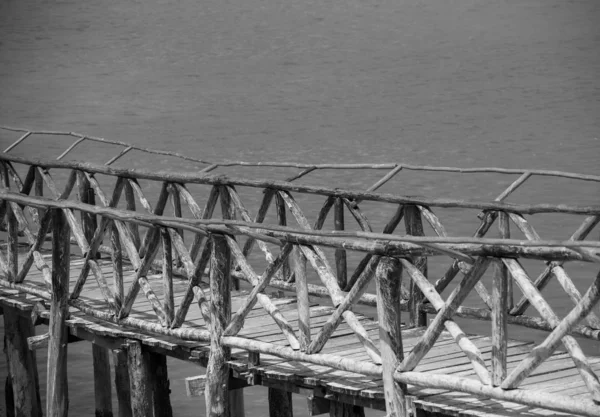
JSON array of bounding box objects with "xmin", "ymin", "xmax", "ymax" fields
[{"xmin": 1, "ymin": 126, "xmax": 600, "ymax": 417}]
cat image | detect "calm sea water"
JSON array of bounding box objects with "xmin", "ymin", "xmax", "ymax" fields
[{"xmin": 0, "ymin": 0, "xmax": 599, "ymax": 415}]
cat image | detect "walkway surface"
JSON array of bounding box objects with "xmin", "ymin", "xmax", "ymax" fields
[{"xmin": 0, "ymin": 247, "xmax": 592, "ymax": 416}]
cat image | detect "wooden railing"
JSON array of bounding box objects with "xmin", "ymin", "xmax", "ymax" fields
[{"xmin": 1, "ymin": 128, "xmax": 600, "ymax": 416}]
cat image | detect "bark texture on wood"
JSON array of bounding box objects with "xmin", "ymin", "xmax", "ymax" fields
[
  {"xmin": 92, "ymin": 344, "xmax": 113, "ymax": 417},
  {"xmin": 376, "ymin": 257, "xmax": 407, "ymax": 417},
  {"xmin": 47, "ymin": 209, "xmax": 70, "ymax": 417},
  {"xmin": 205, "ymin": 234, "xmax": 232, "ymax": 417},
  {"xmin": 113, "ymin": 349, "xmax": 132, "ymax": 417},
  {"xmin": 269, "ymin": 388, "xmax": 293, "ymax": 417},
  {"xmin": 149, "ymin": 351, "xmax": 173, "ymax": 417},
  {"xmin": 404, "ymin": 205, "xmax": 427, "ymax": 327},
  {"xmin": 126, "ymin": 340, "xmax": 152, "ymax": 417},
  {"xmin": 3, "ymin": 307, "xmax": 42, "ymax": 417}
]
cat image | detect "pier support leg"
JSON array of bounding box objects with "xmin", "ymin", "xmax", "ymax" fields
[
  {"xmin": 205, "ymin": 234, "xmax": 231, "ymax": 417},
  {"xmin": 47, "ymin": 208, "xmax": 70, "ymax": 417},
  {"xmin": 3, "ymin": 307, "xmax": 42, "ymax": 417},
  {"xmin": 149, "ymin": 351, "xmax": 173, "ymax": 417},
  {"xmin": 113, "ymin": 349, "xmax": 132, "ymax": 417},
  {"xmin": 376, "ymin": 257, "xmax": 407, "ymax": 417},
  {"xmin": 93, "ymin": 344, "xmax": 113, "ymax": 417},
  {"xmin": 126, "ymin": 340, "xmax": 152, "ymax": 417},
  {"xmin": 268, "ymin": 388, "xmax": 293, "ymax": 417},
  {"xmin": 329, "ymin": 402, "xmax": 365, "ymax": 417}
]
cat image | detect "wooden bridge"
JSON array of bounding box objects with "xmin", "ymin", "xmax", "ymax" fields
[{"xmin": 1, "ymin": 126, "xmax": 600, "ymax": 417}]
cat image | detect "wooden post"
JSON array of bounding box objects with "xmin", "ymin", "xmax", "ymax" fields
[
  {"xmin": 294, "ymin": 246, "xmax": 311, "ymax": 351},
  {"xmin": 3, "ymin": 307, "xmax": 42, "ymax": 417},
  {"xmin": 275, "ymin": 193, "xmax": 291, "ymax": 282},
  {"xmin": 219, "ymin": 186, "xmax": 239, "ymax": 290},
  {"xmin": 113, "ymin": 348, "xmax": 132, "ymax": 417},
  {"xmin": 78, "ymin": 171, "xmax": 97, "ymax": 247},
  {"xmin": 205, "ymin": 234, "xmax": 232, "ymax": 417},
  {"xmin": 126, "ymin": 340, "xmax": 152, "ymax": 417},
  {"xmin": 329, "ymin": 402, "xmax": 365, "ymax": 417},
  {"xmin": 404, "ymin": 205, "xmax": 427, "ymax": 327},
  {"xmin": 124, "ymin": 180, "xmax": 141, "ymax": 249},
  {"xmin": 47, "ymin": 208, "xmax": 70, "ymax": 417},
  {"xmin": 269, "ymin": 388, "xmax": 293, "ymax": 417},
  {"xmin": 93, "ymin": 344, "xmax": 113, "ymax": 417},
  {"xmin": 376, "ymin": 257, "xmax": 407, "ymax": 417},
  {"xmin": 333, "ymin": 197, "xmax": 347, "ymax": 288},
  {"xmin": 149, "ymin": 351, "xmax": 173, "ymax": 417}
]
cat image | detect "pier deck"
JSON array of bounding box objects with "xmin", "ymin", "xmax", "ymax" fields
[{"xmin": 0, "ymin": 248, "xmax": 592, "ymax": 417}]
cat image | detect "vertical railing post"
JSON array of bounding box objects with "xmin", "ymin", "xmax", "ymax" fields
[
  {"xmin": 376, "ymin": 257, "xmax": 407, "ymax": 417},
  {"xmin": 499, "ymin": 212, "xmax": 512, "ymax": 309},
  {"xmin": 334, "ymin": 197, "xmax": 347, "ymax": 288},
  {"xmin": 275, "ymin": 193, "xmax": 291, "ymax": 281},
  {"xmin": 219, "ymin": 186, "xmax": 239, "ymax": 290},
  {"xmin": 492, "ymin": 211, "xmax": 510, "ymax": 386},
  {"xmin": 404, "ymin": 205, "xmax": 427, "ymax": 327},
  {"xmin": 295, "ymin": 246, "xmax": 311, "ymax": 351},
  {"xmin": 124, "ymin": 180, "xmax": 141, "ymax": 249},
  {"xmin": 77, "ymin": 171, "xmax": 97, "ymax": 247},
  {"xmin": 126, "ymin": 340, "xmax": 152, "ymax": 417},
  {"xmin": 205, "ymin": 234, "xmax": 232, "ymax": 417},
  {"xmin": 47, "ymin": 208, "xmax": 70, "ymax": 417},
  {"xmin": 1, "ymin": 162, "xmax": 18, "ymax": 281}
]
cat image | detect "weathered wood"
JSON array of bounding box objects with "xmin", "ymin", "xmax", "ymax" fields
[
  {"xmin": 404, "ymin": 205, "xmax": 427, "ymax": 327},
  {"xmin": 269, "ymin": 388, "xmax": 293, "ymax": 417},
  {"xmin": 123, "ymin": 180, "xmax": 141, "ymax": 249},
  {"xmin": 376, "ymin": 257, "xmax": 407, "ymax": 417},
  {"xmin": 3, "ymin": 306, "xmax": 42, "ymax": 417},
  {"xmin": 6, "ymin": 202, "xmax": 18, "ymax": 282},
  {"xmin": 6, "ymin": 153, "xmax": 599, "ymax": 215},
  {"xmin": 329, "ymin": 402, "xmax": 365, "ymax": 417},
  {"xmin": 498, "ymin": 211, "xmax": 512, "ymax": 309},
  {"xmin": 161, "ymin": 229, "xmax": 175, "ymax": 325},
  {"xmin": 149, "ymin": 351, "xmax": 173, "ymax": 417},
  {"xmin": 111, "ymin": 223, "xmax": 124, "ymax": 311},
  {"xmin": 398, "ymin": 257, "xmax": 492, "ymax": 372},
  {"xmin": 307, "ymin": 395, "xmax": 330, "ymax": 416},
  {"xmin": 113, "ymin": 348, "xmax": 132, "ymax": 417},
  {"xmin": 47, "ymin": 208, "xmax": 70, "ymax": 417},
  {"xmin": 295, "ymin": 246, "xmax": 311, "ymax": 351},
  {"xmin": 334, "ymin": 197, "xmax": 347, "ymax": 288},
  {"xmin": 395, "ymin": 371, "xmax": 600, "ymax": 417},
  {"xmin": 78, "ymin": 170, "xmax": 98, "ymax": 245},
  {"xmin": 502, "ymin": 258, "xmax": 600, "ymax": 399},
  {"xmin": 275, "ymin": 192, "xmax": 292, "ymax": 282},
  {"xmin": 126, "ymin": 340, "xmax": 152, "ymax": 417},
  {"xmin": 491, "ymin": 259, "xmax": 508, "ymax": 386},
  {"xmin": 168, "ymin": 182, "xmax": 184, "ymax": 242},
  {"xmin": 220, "ymin": 186, "xmax": 240, "ymax": 290},
  {"xmin": 92, "ymin": 344, "xmax": 113, "ymax": 417},
  {"xmin": 205, "ymin": 234, "xmax": 232, "ymax": 417},
  {"xmin": 138, "ymin": 276, "xmax": 168, "ymax": 326}
]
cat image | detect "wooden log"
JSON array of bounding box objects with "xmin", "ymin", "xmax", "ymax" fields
[
  {"xmin": 124, "ymin": 180, "xmax": 141, "ymax": 249},
  {"xmin": 241, "ymin": 188, "xmax": 275, "ymax": 257},
  {"xmin": 399, "ymin": 258, "xmax": 491, "ymax": 384},
  {"xmin": 553, "ymin": 265, "xmax": 600, "ymax": 329},
  {"xmin": 225, "ymin": 243, "xmax": 294, "ymax": 336},
  {"xmin": 334, "ymin": 198, "xmax": 347, "ymax": 288},
  {"xmin": 111, "ymin": 224, "xmax": 124, "ymax": 311},
  {"xmin": 6, "ymin": 201, "xmax": 18, "ymax": 282},
  {"xmin": 220, "ymin": 186, "xmax": 240, "ymax": 290},
  {"xmin": 92, "ymin": 344, "xmax": 113, "ymax": 417},
  {"xmin": 78, "ymin": 170, "xmax": 98, "ymax": 246},
  {"xmin": 113, "ymin": 349, "xmax": 132, "ymax": 417},
  {"xmin": 225, "ymin": 236, "xmax": 300, "ymax": 349},
  {"xmin": 89, "ymin": 259, "xmax": 116, "ymax": 311},
  {"xmin": 295, "ymin": 246, "xmax": 311, "ymax": 351},
  {"xmin": 269, "ymin": 388, "xmax": 293, "ymax": 417},
  {"xmin": 149, "ymin": 351, "xmax": 173, "ymax": 417},
  {"xmin": 161, "ymin": 229, "xmax": 175, "ymax": 325},
  {"xmin": 498, "ymin": 211, "xmax": 513, "ymax": 309},
  {"xmin": 502, "ymin": 258, "xmax": 600, "ymax": 399},
  {"xmin": 126, "ymin": 340, "xmax": 152, "ymax": 417},
  {"xmin": 502, "ymin": 264, "xmax": 600, "ymax": 391},
  {"xmin": 308, "ymin": 256, "xmax": 381, "ymax": 354},
  {"xmin": 329, "ymin": 402, "xmax": 365, "ymax": 417},
  {"xmin": 398, "ymin": 257, "xmax": 492, "ymax": 372},
  {"xmin": 205, "ymin": 234, "xmax": 232, "ymax": 417},
  {"xmin": 138, "ymin": 276, "xmax": 168, "ymax": 326},
  {"xmin": 37, "ymin": 167, "xmax": 89, "ymax": 254},
  {"xmin": 376, "ymin": 257, "xmax": 407, "ymax": 417},
  {"xmin": 7, "ymin": 154, "xmax": 600, "ymax": 214},
  {"xmin": 3, "ymin": 306, "xmax": 42, "ymax": 417},
  {"xmin": 47, "ymin": 208, "xmax": 70, "ymax": 417},
  {"xmin": 275, "ymin": 192, "xmax": 292, "ymax": 282},
  {"xmin": 395, "ymin": 371, "xmax": 600, "ymax": 417},
  {"xmin": 491, "ymin": 259, "xmax": 508, "ymax": 386},
  {"xmin": 15, "ymin": 209, "xmax": 52, "ymax": 283},
  {"xmin": 168, "ymin": 183, "xmax": 184, "ymax": 242},
  {"xmin": 404, "ymin": 205, "xmax": 427, "ymax": 327}
]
